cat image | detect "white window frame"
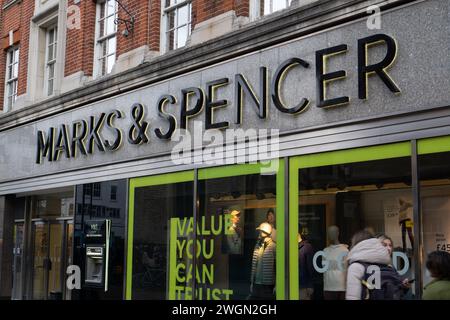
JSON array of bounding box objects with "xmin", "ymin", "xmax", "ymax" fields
[
  {"xmin": 44, "ymin": 25, "xmax": 58, "ymax": 97},
  {"xmin": 250, "ymin": 0, "xmax": 292, "ymax": 20},
  {"xmin": 4, "ymin": 46, "xmax": 19, "ymax": 112},
  {"xmin": 161, "ymin": 0, "xmax": 192, "ymax": 53},
  {"xmin": 94, "ymin": 0, "xmax": 118, "ymax": 78}
]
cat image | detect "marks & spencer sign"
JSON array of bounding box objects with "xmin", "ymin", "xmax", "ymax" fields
[{"xmin": 36, "ymin": 34, "xmax": 401, "ymax": 164}]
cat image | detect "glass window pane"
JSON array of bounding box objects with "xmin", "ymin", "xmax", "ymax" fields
[
  {"xmin": 176, "ymin": 26, "xmax": 188, "ymax": 48},
  {"xmin": 48, "ymin": 64, "xmax": 55, "ymax": 79},
  {"xmin": 8, "ymin": 65, "xmax": 13, "ymax": 80},
  {"xmin": 7, "ymin": 83, "xmax": 13, "ymax": 97},
  {"xmin": 100, "ymin": 3, "xmax": 106, "ymax": 19},
  {"xmin": 107, "ymin": 0, "xmax": 116, "ymax": 16},
  {"xmin": 168, "ymin": 30, "xmax": 175, "ymax": 51},
  {"xmin": 419, "ymin": 150, "xmax": 450, "ymax": 293},
  {"xmin": 99, "ymin": 17, "xmax": 105, "ymax": 37},
  {"xmin": 48, "ymin": 79, "xmax": 54, "ymax": 96},
  {"xmin": 197, "ymin": 173, "xmax": 277, "ymax": 300},
  {"xmin": 264, "ymin": 0, "xmax": 271, "ymax": 15},
  {"xmin": 297, "ymin": 156, "xmax": 414, "ymax": 300},
  {"xmin": 8, "ymin": 50, "xmax": 13, "ymax": 64},
  {"xmin": 48, "ymin": 44, "xmax": 54, "ymax": 62},
  {"xmin": 107, "ymin": 37, "xmax": 116, "ymax": 55},
  {"xmin": 273, "ymin": 0, "xmax": 287, "ymax": 12},
  {"xmin": 106, "ymin": 15, "xmax": 116, "ymax": 35},
  {"xmin": 132, "ymin": 180, "xmax": 194, "ymax": 299},
  {"xmin": 168, "ymin": 10, "xmax": 176, "ymax": 30},
  {"xmin": 178, "ymin": 5, "xmax": 188, "ymax": 26},
  {"xmin": 107, "ymin": 54, "xmax": 115, "ymax": 74},
  {"xmin": 13, "ymin": 80, "xmax": 18, "ymax": 96},
  {"xmin": 48, "ymin": 28, "xmax": 54, "ymax": 44},
  {"xmin": 13, "ymin": 62, "xmax": 19, "ymax": 78}
]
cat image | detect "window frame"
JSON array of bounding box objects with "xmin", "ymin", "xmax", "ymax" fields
[
  {"xmin": 4, "ymin": 46, "xmax": 20, "ymax": 112},
  {"xmin": 126, "ymin": 160, "xmax": 286, "ymax": 300},
  {"xmin": 250, "ymin": 0, "xmax": 292, "ymax": 20},
  {"xmin": 161, "ymin": 0, "xmax": 192, "ymax": 53},
  {"xmin": 94, "ymin": 0, "xmax": 118, "ymax": 78},
  {"xmin": 44, "ymin": 25, "xmax": 58, "ymax": 97},
  {"xmin": 289, "ymin": 142, "xmax": 412, "ymax": 299}
]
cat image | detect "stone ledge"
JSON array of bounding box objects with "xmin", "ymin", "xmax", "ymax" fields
[{"xmin": 0, "ymin": 0, "xmax": 417, "ymax": 131}]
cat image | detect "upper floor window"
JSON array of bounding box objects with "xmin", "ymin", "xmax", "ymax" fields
[
  {"xmin": 264, "ymin": 0, "xmax": 292, "ymax": 15},
  {"xmin": 95, "ymin": 0, "xmax": 118, "ymax": 77},
  {"xmin": 45, "ymin": 26, "xmax": 57, "ymax": 96},
  {"xmin": 4, "ymin": 46, "xmax": 19, "ymax": 111},
  {"xmin": 162, "ymin": 0, "xmax": 192, "ymax": 52},
  {"xmin": 251, "ymin": 0, "xmax": 292, "ymax": 19}
]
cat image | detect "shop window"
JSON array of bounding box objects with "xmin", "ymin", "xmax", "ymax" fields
[
  {"xmin": 131, "ymin": 174, "xmax": 194, "ymax": 299},
  {"xmin": 418, "ymin": 141, "xmax": 450, "ymax": 290},
  {"xmin": 45, "ymin": 25, "xmax": 57, "ymax": 96},
  {"xmin": 197, "ymin": 172, "xmax": 278, "ymax": 300},
  {"xmin": 292, "ymin": 144, "xmax": 416, "ymax": 300},
  {"xmin": 94, "ymin": 0, "xmax": 117, "ymax": 77},
  {"xmin": 33, "ymin": 189, "xmax": 74, "ymax": 218},
  {"xmin": 129, "ymin": 164, "xmax": 284, "ymax": 301},
  {"xmin": 4, "ymin": 46, "xmax": 19, "ymax": 111},
  {"xmin": 162, "ymin": 0, "xmax": 192, "ymax": 52}
]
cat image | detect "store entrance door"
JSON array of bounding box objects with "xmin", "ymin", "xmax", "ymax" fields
[{"xmin": 31, "ymin": 219, "xmax": 73, "ymax": 300}]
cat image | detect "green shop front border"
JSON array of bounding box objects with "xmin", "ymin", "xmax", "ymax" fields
[{"xmin": 126, "ymin": 160, "xmax": 286, "ymax": 300}]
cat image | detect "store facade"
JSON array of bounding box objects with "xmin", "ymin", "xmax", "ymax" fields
[{"xmin": 0, "ymin": 0, "xmax": 449, "ymax": 300}]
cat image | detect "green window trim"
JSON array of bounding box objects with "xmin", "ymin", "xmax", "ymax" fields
[
  {"xmin": 127, "ymin": 160, "xmax": 286, "ymax": 300},
  {"xmin": 199, "ymin": 160, "xmax": 286, "ymax": 300},
  {"xmin": 289, "ymin": 142, "xmax": 411, "ymax": 300},
  {"xmin": 418, "ymin": 135, "xmax": 450, "ymax": 155},
  {"xmin": 126, "ymin": 171, "xmax": 194, "ymax": 300},
  {"xmin": 198, "ymin": 161, "xmax": 279, "ymax": 180}
]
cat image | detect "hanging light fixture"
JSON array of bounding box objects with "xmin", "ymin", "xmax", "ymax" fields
[{"xmin": 114, "ymin": 0, "xmax": 135, "ymax": 37}]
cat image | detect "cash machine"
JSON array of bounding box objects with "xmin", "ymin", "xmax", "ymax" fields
[{"xmin": 84, "ymin": 219, "xmax": 111, "ymax": 292}]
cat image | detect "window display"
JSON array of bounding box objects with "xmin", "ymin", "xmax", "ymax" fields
[
  {"xmin": 292, "ymin": 145, "xmax": 416, "ymax": 300},
  {"xmin": 131, "ymin": 177, "xmax": 193, "ymax": 300},
  {"xmin": 197, "ymin": 173, "xmax": 278, "ymax": 300},
  {"xmin": 419, "ymin": 150, "xmax": 450, "ymax": 289}
]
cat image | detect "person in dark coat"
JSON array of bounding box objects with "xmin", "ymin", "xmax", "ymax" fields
[{"xmin": 298, "ymin": 232, "xmax": 315, "ymax": 300}]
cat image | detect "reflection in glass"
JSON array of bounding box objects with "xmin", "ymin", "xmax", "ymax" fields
[
  {"xmin": 198, "ymin": 174, "xmax": 277, "ymax": 300},
  {"xmin": 132, "ymin": 181, "xmax": 193, "ymax": 299},
  {"xmin": 419, "ymin": 151, "xmax": 450, "ymax": 289},
  {"xmin": 298, "ymin": 157, "xmax": 414, "ymax": 300}
]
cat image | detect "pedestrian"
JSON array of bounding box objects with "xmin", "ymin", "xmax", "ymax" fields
[
  {"xmin": 345, "ymin": 230, "xmax": 391, "ymax": 300},
  {"xmin": 423, "ymin": 251, "xmax": 450, "ymax": 300}
]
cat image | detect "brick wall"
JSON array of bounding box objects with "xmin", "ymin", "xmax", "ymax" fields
[
  {"xmin": 64, "ymin": 0, "xmax": 96, "ymax": 77},
  {"xmin": 0, "ymin": 0, "xmax": 34, "ymax": 111},
  {"xmin": 0, "ymin": 0, "xmax": 259, "ymax": 111},
  {"xmin": 193, "ymin": 0, "xmax": 249, "ymax": 27},
  {"xmin": 116, "ymin": 0, "xmax": 151, "ymax": 58}
]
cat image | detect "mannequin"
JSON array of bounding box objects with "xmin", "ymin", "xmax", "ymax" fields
[
  {"xmin": 398, "ymin": 198, "xmax": 414, "ymax": 252},
  {"xmin": 226, "ymin": 209, "xmax": 243, "ymax": 254},
  {"xmin": 323, "ymin": 225, "xmax": 348, "ymax": 300},
  {"xmin": 250, "ymin": 222, "xmax": 276, "ymax": 299}
]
